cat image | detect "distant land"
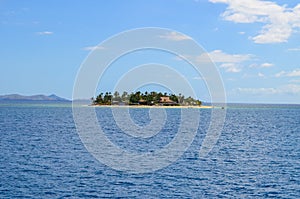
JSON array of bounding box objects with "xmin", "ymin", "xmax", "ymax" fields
[{"xmin": 0, "ymin": 94, "xmax": 70, "ymax": 102}]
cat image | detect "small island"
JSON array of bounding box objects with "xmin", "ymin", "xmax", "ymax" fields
[{"xmin": 91, "ymin": 91, "xmax": 203, "ymax": 107}]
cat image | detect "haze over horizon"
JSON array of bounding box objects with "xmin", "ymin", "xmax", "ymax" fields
[{"xmin": 1, "ymin": 0, "xmax": 300, "ymax": 104}]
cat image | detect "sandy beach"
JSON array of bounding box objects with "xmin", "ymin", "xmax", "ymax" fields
[{"xmin": 88, "ymin": 104, "xmax": 214, "ymax": 109}]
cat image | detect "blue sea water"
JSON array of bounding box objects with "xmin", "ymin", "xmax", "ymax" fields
[{"xmin": 0, "ymin": 102, "xmax": 299, "ymax": 198}]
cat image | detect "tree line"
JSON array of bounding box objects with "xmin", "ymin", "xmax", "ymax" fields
[{"xmin": 91, "ymin": 91, "xmax": 202, "ymax": 106}]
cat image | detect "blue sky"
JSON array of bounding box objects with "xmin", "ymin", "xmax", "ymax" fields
[{"xmin": 1, "ymin": 0, "xmax": 300, "ymax": 103}]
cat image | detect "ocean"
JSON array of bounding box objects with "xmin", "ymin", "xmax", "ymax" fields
[{"xmin": 0, "ymin": 102, "xmax": 299, "ymax": 198}]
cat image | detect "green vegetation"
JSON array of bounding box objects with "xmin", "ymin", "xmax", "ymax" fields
[{"xmin": 92, "ymin": 91, "xmax": 202, "ymax": 106}]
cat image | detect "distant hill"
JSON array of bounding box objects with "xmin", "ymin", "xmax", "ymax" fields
[{"xmin": 0, "ymin": 94, "xmax": 70, "ymax": 101}]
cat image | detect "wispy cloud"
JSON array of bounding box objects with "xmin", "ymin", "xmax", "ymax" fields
[
  {"xmin": 159, "ymin": 31, "xmax": 192, "ymax": 41},
  {"xmin": 198, "ymin": 50, "xmax": 252, "ymax": 63},
  {"xmin": 235, "ymin": 84, "xmax": 300, "ymax": 95},
  {"xmin": 210, "ymin": 0, "xmax": 300, "ymax": 44},
  {"xmin": 196, "ymin": 50, "xmax": 253, "ymax": 73},
  {"xmin": 220, "ymin": 63, "xmax": 241, "ymax": 73},
  {"xmin": 235, "ymin": 87, "xmax": 278, "ymax": 95},
  {"xmin": 275, "ymin": 68, "xmax": 300, "ymax": 77},
  {"xmin": 36, "ymin": 31, "xmax": 53, "ymax": 35},
  {"xmin": 260, "ymin": 63, "xmax": 273, "ymax": 68},
  {"xmin": 287, "ymin": 47, "xmax": 300, "ymax": 51},
  {"xmin": 82, "ymin": 46, "xmax": 105, "ymax": 51},
  {"xmin": 258, "ymin": 72, "xmax": 265, "ymax": 77},
  {"xmin": 250, "ymin": 62, "xmax": 273, "ymax": 68},
  {"xmin": 290, "ymin": 79, "xmax": 300, "ymax": 83}
]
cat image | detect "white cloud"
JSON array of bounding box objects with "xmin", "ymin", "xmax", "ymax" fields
[
  {"xmin": 288, "ymin": 47, "xmax": 300, "ymax": 51},
  {"xmin": 290, "ymin": 79, "xmax": 300, "ymax": 83},
  {"xmin": 220, "ymin": 63, "xmax": 241, "ymax": 73},
  {"xmin": 260, "ymin": 62, "xmax": 273, "ymax": 68},
  {"xmin": 286, "ymin": 69, "xmax": 300, "ymax": 77},
  {"xmin": 275, "ymin": 68, "xmax": 300, "ymax": 77},
  {"xmin": 159, "ymin": 31, "xmax": 192, "ymax": 41},
  {"xmin": 236, "ymin": 87, "xmax": 278, "ymax": 95},
  {"xmin": 238, "ymin": 31, "xmax": 245, "ymax": 35},
  {"xmin": 275, "ymin": 71, "xmax": 285, "ymax": 77},
  {"xmin": 235, "ymin": 84, "xmax": 300, "ymax": 95},
  {"xmin": 82, "ymin": 46, "xmax": 105, "ymax": 51},
  {"xmin": 198, "ymin": 50, "xmax": 252, "ymax": 63},
  {"xmin": 210, "ymin": 0, "xmax": 300, "ymax": 43},
  {"xmin": 37, "ymin": 31, "xmax": 53, "ymax": 35},
  {"xmin": 258, "ymin": 72, "xmax": 265, "ymax": 77},
  {"xmin": 196, "ymin": 50, "xmax": 252, "ymax": 73},
  {"xmin": 283, "ymin": 84, "xmax": 300, "ymax": 94},
  {"xmin": 249, "ymin": 62, "xmax": 273, "ymax": 68}
]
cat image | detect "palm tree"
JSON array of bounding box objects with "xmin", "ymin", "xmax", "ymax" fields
[
  {"xmin": 113, "ymin": 91, "xmax": 121, "ymax": 102},
  {"xmin": 121, "ymin": 91, "xmax": 128, "ymax": 102}
]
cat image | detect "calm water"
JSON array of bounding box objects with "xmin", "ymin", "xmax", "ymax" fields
[{"xmin": 0, "ymin": 102, "xmax": 299, "ymax": 198}]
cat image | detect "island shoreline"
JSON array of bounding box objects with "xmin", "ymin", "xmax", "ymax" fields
[{"xmin": 87, "ymin": 104, "xmax": 215, "ymax": 109}]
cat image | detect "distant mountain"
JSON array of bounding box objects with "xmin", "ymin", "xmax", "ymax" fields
[{"xmin": 0, "ymin": 94, "xmax": 70, "ymax": 101}]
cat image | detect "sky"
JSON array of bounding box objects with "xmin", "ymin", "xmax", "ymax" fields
[{"xmin": 1, "ymin": 0, "xmax": 300, "ymax": 104}]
